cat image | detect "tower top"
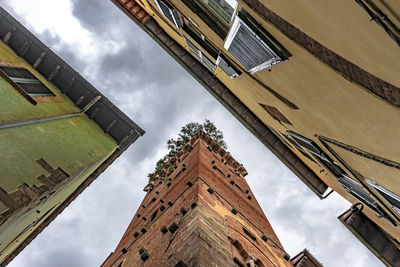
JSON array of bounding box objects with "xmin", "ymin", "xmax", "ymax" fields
[
  {"xmin": 102, "ymin": 128, "xmax": 299, "ymax": 266},
  {"xmin": 144, "ymin": 130, "xmax": 248, "ymax": 192}
]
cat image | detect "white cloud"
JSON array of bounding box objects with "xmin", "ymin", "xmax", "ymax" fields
[{"xmin": 3, "ymin": 1, "xmax": 384, "ymax": 267}]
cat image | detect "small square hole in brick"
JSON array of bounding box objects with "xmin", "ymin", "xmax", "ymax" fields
[
  {"xmin": 168, "ymin": 201, "xmax": 173, "ymax": 206},
  {"xmin": 187, "ymin": 181, "xmax": 193, "ymax": 187},
  {"xmin": 151, "ymin": 197, "xmax": 156, "ymax": 202},
  {"xmin": 261, "ymin": 234, "xmax": 269, "ymax": 242},
  {"xmin": 156, "ymin": 191, "xmax": 159, "ymax": 194},
  {"xmin": 207, "ymin": 187, "xmax": 214, "ymax": 194},
  {"xmin": 140, "ymin": 228, "xmax": 147, "ymax": 234},
  {"xmin": 141, "ymin": 205, "xmax": 145, "ymax": 208},
  {"xmin": 211, "ymin": 160, "xmax": 215, "ymax": 164},
  {"xmin": 245, "ymin": 190, "xmax": 249, "ymax": 194},
  {"xmin": 230, "ymin": 181, "xmax": 235, "ymax": 185},
  {"xmin": 121, "ymin": 248, "xmax": 127, "ymax": 254},
  {"xmin": 174, "ymin": 261, "xmax": 188, "ymax": 267},
  {"xmin": 247, "ymin": 196, "xmax": 252, "ymax": 200},
  {"xmin": 161, "ymin": 226, "xmax": 168, "ymax": 234},
  {"xmin": 213, "ymin": 165, "xmax": 217, "ymax": 169},
  {"xmin": 160, "ymin": 199, "xmax": 164, "ymax": 203},
  {"xmin": 180, "ymin": 207, "xmax": 187, "ymax": 215},
  {"xmin": 160, "ymin": 205, "xmax": 166, "ymax": 211},
  {"xmin": 136, "ymin": 213, "xmax": 141, "ymax": 218},
  {"xmin": 168, "ymin": 222, "xmax": 179, "ymax": 233},
  {"xmin": 284, "ymin": 253, "xmax": 291, "ymax": 261},
  {"xmin": 140, "ymin": 251, "xmax": 149, "ymax": 262},
  {"xmin": 167, "ymin": 182, "xmax": 172, "ymax": 187},
  {"xmin": 191, "ymin": 202, "xmax": 197, "ymax": 209},
  {"xmin": 133, "ymin": 231, "xmax": 139, "ymax": 238},
  {"xmin": 231, "ymin": 208, "xmax": 238, "ymax": 215},
  {"xmin": 139, "ymin": 248, "xmax": 145, "ymax": 255},
  {"xmin": 142, "ymin": 217, "xmax": 147, "ymax": 221},
  {"xmin": 227, "ymin": 174, "xmax": 231, "ymax": 178}
]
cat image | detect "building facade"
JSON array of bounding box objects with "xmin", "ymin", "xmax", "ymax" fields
[
  {"xmin": 111, "ymin": 0, "xmax": 400, "ymax": 265},
  {"xmin": 102, "ymin": 131, "xmax": 320, "ymax": 267},
  {"xmin": 0, "ymin": 7, "xmax": 144, "ymax": 266}
]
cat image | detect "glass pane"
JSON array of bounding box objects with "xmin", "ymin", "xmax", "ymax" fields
[
  {"xmin": 0, "ymin": 66, "xmax": 36, "ymax": 79},
  {"xmin": 204, "ymin": 0, "xmax": 235, "ymax": 24},
  {"xmin": 17, "ymin": 82, "xmax": 55, "ymax": 96},
  {"xmin": 182, "ymin": 0, "xmax": 231, "ymax": 39}
]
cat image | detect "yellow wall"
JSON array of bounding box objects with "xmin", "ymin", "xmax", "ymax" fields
[{"xmin": 141, "ymin": 0, "xmax": 400, "ymax": 242}]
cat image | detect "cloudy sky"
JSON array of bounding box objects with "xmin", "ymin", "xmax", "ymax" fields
[{"xmin": 2, "ymin": 1, "xmax": 383, "ymax": 266}]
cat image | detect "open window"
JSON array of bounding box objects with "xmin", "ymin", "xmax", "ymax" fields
[
  {"xmin": 155, "ymin": 0, "xmax": 183, "ymax": 28},
  {"xmin": 0, "ymin": 65, "xmax": 55, "ymax": 97},
  {"xmin": 224, "ymin": 11, "xmax": 289, "ymax": 74},
  {"xmin": 182, "ymin": 0, "xmax": 237, "ymax": 39},
  {"xmin": 287, "ymin": 131, "xmax": 352, "ymax": 178},
  {"xmin": 184, "ymin": 36, "xmax": 216, "ymax": 72},
  {"xmin": 366, "ymin": 179, "xmax": 400, "ymax": 216},
  {"xmin": 338, "ymin": 175, "xmax": 396, "ymax": 225}
]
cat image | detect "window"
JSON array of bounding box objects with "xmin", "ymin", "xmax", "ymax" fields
[
  {"xmin": 182, "ymin": 19, "xmax": 219, "ymax": 59},
  {"xmin": 155, "ymin": 0, "xmax": 183, "ymax": 28},
  {"xmin": 366, "ymin": 179, "xmax": 400, "ymax": 215},
  {"xmin": 287, "ymin": 131, "xmax": 331, "ymax": 163},
  {"xmin": 224, "ymin": 14, "xmax": 285, "ymax": 74},
  {"xmin": 216, "ymin": 53, "xmax": 241, "ymax": 78},
  {"xmin": 184, "ymin": 36, "xmax": 216, "ymax": 72},
  {"xmin": 338, "ymin": 175, "xmax": 395, "ymax": 224},
  {"xmin": 0, "ymin": 65, "xmax": 55, "ymax": 97},
  {"xmin": 182, "ymin": 0, "xmax": 237, "ymax": 39},
  {"xmin": 182, "ymin": 18, "xmax": 241, "ymax": 78},
  {"xmin": 287, "ymin": 131, "xmax": 348, "ymax": 177}
]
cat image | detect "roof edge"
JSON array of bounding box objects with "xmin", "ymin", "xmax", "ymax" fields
[{"xmin": 0, "ymin": 7, "xmax": 145, "ymax": 147}]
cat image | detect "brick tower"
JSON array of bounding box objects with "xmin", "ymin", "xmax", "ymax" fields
[{"xmin": 102, "ymin": 131, "xmax": 304, "ymax": 266}]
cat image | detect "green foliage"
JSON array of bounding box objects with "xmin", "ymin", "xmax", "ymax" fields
[{"xmin": 147, "ymin": 120, "xmax": 227, "ymax": 180}]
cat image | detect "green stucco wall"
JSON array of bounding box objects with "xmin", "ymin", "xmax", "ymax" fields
[{"xmin": 0, "ymin": 40, "xmax": 119, "ymax": 264}]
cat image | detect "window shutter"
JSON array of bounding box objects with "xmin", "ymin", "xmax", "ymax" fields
[{"xmin": 224, "ymin": 16, "xmax": 282, "ymax": 74}]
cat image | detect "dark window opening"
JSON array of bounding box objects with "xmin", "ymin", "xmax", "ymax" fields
[
  {"xmin": 233, "ymin": 258, "xmax": 245, "ymax": 267},
  {"xmin": 182, "ymin": 19, "xmax": 219, "ymax": 59},
  {"xmin": 150, "ymin": 209, "xmax": 158, "ymax": 221},
  {"xmin": 182, "ymin": 0, "xmax": 234, "ymax": 39},
  {"xmin": 0, "ymin": 65, "xmax": 55, "ymax": 97},
  {"xmin": 242, "ymin": 227, "xmax": 256, "ymax": 242},
  {"xmin": 175, "ymin": 261, "xmax": 188, "ymax": 267}
]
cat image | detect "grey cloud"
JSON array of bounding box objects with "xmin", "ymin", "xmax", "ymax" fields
[{"xmin": 4, "ymin": 1, "xmax": 385, "ymax": 267}]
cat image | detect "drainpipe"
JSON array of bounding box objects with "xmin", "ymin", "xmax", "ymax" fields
[{"xmin": 0, "ymin": 96, "xmax": 101, "ymax": 130}]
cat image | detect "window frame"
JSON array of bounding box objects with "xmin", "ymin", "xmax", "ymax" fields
[
  {"xmin": 154, "ymin": 0, "xmax": 183, "ymax": 29},
  {"xmin": 338, "ymin": 175, "xmax": 397, "ymax": 225},
  {"xmin": 0, "ymin": 64, "xmax": 58, "ymax": 105},
  {"xmin": 181, "ymin": 0, "xmax": 237, "ymax": 39},
  {"xmin": 183, "ymin": 36, "xmax": 216, "ymax": 72},
  {"xmin": 224, "ymin": 14, "xmax": 286, "ymax": 74},
  {"xmin": 366, "ymin": 179, "xmax": 400, "ymax": 216}
]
